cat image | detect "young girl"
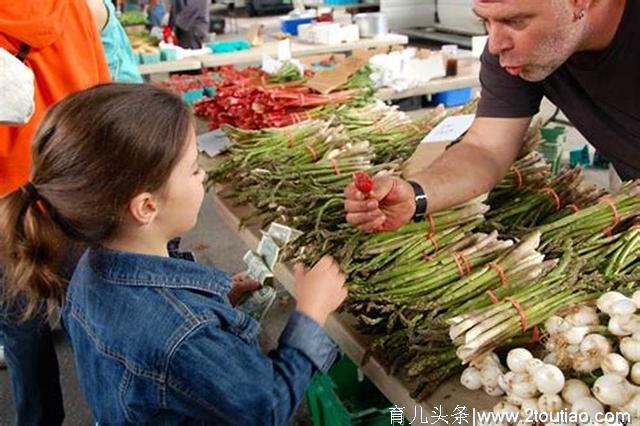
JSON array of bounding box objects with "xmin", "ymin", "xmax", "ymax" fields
[{"xmin": 0, "ymin": 83, "xmax": 348, "ymax": 425}]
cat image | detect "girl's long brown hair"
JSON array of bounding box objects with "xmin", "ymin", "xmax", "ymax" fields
[{"xmin": 0, "ymin": 83, "xmax": 193, "ymax": 320}]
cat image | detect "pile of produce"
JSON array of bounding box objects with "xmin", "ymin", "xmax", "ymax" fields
[
  {"xmin": 159, "ymin": 73, "xmax": 218, "ymax": 95},
  {"xmin": 129, "ymin": 33, "xmax": 160, "ymax": 56},
  {"xmin": 460, "ymin": 290, "xmax": 640, "ymax": 424},
  {"xmin": 206, "ymin": 95, "xmax": 640, "ymax": 404},
  {"xmin": 194, "ymin": 65, "xmax": 374, "ymax": 130},
  {"xmin": 118, "ymin": 10, "xmax": 146, "ymax": 27}
]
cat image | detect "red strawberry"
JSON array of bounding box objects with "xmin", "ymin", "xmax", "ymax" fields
[{"xmin": 353, "ymin": 171, "xmax": 374, "ymax": 194}]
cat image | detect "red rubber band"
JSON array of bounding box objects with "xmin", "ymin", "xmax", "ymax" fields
[
  {"xmin": 486, "ymin": 290, "xmax": 500, "ymax": 304},
  {"xmin": 287, "ymin": 131, "xmax": 296, "ymax": 147},
  {"xmin": 330, "ymin": 158, "xmax": 341, "ymax": 176},
  {"xmin": 452, "ymin": 254, "xmax": 465, "ymax": 278},
  {"xmin": 305, "ymin": 144, "xmax": 318, "ymax": 161},
  {"xmin": 426, "ymin": 213, "xmax": 436, "ymax": 237},
  {"xmin": 511, "ymin": 166, "xmax": 524, "ymax": 189},
  {"xmin": 601, "ymin": 196, "xmax": 620, "ymax": 236},
  {"xmin": 489, "ymin": 262, "xmax": 508, "ymax": 286},
  {"xmin": 459, "ymin": 253, "xmax": 472, "ymax": 275},
  {"xmin": 428, "ymin": 234, "xmax": 439, "ymax": 253},
  {"xmin": 567, "ymin": 203, "xmax": 580, "ymax": 213},
  {"xmin": 505, "ymin": 296, "xmax": 529, "ymax": 332},
  {"xmin": 423, "ymin": 253, "xmax": 434, "ymax": 262},
  {"xmin": 540, "ymin": 187, "xmax": 561, "ymax": 210}
]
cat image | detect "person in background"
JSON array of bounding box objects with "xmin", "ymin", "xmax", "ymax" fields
[
  {"xmin": 147, "ymin": 0, "xmax": 169, "ymax": 29},
  {"xmin": 170, "ymin": 0, "xmax": 209, "ymax": 49},
  {"xmin": 0, "ymin": 0, "xmax": 110, "ymax": 424},
  {"xmin": 0, "ymin": 83, "xmax": 348, "ymax": 424},
  {"xmin": 87, "ymin": 0, "xmax": 144, "ymax": 83}
]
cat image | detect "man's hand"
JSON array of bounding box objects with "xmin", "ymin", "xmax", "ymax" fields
[
  {"xmin": 344, "ymin": 175, "xmax": 415, "ymax": 233},
  {"xmin": 228, "ymin": 272, "xmax": 260, "ymax": 306}
]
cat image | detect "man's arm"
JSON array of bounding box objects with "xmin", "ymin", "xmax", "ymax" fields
[
  {"xmin": 410, "ymin": 116, "xmax": 531, "ymax": 212},
  {"xmin": 345, "ymin": 116, "xmax": 531, "ymax": 232}
]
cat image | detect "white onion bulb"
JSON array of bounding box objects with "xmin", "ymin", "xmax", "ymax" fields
[
  {"xmin": 621, "ymin": 393, "xmax": 640, "ymax": 418},
  {"xmin": 483, "ymin": 383, "xmax": 505, "ymax": 397},
  {"xmin": 546, "ymin": 315, "xmax": 570, "ymax": 335},
  {"xmin": 592, "ymin": 374, "xmax": 633, "ymax": 406},
  {"xmin": 563, "ymin": 326, "xmax": 590, "ymax": 345},
  {"xmin": 519, "ymin": 398, "xmax": 538, "ymax": 414},
  {"xmin": 525, "ymin": 358, "xmax": 544, "ymax": 374},
  {"xmin": 580, "ymin": 334, "xmax": 612, "ymax": 358},
  {"xmin": 481, "ymin": 364, "xmax": 503, "ymax": 388},
  {"xmin": 538, "ymin": 393, "xmax": 563, "ymax": 413},
  {"xmin": 571, "ymin": 396, "xmax": 604, "ymax": 420},
  {"xmin": 533, "ymin": 364, "xmax": 565, "ymax": 395},
  {"xmin": 597, "ymin": 292, "xmax": 627, "ymax": 314},
  {"xmin": 561, "ymin": 379, "xmax": 591, "ymax": 405},
  {"xmin": 565, "ymin": 306, "xmax": 600, "ymax": 327},
  {"xmin": 507, "ymin": 348, "xmax": 533, "ymax": 373},
  {"xmin": 508, "ymin": 373, "xmax": 539, "ymax": 399},
  {"xmin": 573, "ymin": 354, "xmax": 600, "ymax": 373},
  {"xmin": 630, "ymin": 362, "xmax": 640, "ymax": 385},
  {"xmin": 632, "ymin": 290, "xmax": 640, "ymax": 309},
  {"xmin": 601, "ymin": 353, "xmax": 630, "ymax": 377},
  {"xmin": 499, "ymin": 372, "xmax": 514, "ymax": 393},
  {"xmin": 461, "ymin": 367, "xmax": 483, "ymax": 390},
  {"xmin": 610, "ymin": 298, "xmax": 637, "ymax": 317},
  {"xmin": 609, "ymin": 315, "xmax": 633, "ymax": 337}
]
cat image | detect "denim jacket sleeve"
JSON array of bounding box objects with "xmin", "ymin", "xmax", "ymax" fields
[{"xmin": 166, "ymin": 310, "xmax": 337, "ymax": 425}]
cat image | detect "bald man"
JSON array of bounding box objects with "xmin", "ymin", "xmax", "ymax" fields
[{"xmin": 344, "ymin": 0, "xmax": 637, "ymax": 233}]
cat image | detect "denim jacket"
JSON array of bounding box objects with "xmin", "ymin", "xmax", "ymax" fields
[{"xmin": 62, "ymin": 246, "xmax": 337, "ymax": 425}]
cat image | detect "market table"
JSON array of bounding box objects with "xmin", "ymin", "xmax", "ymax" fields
[
  {"xmin": 212, "ymin": 184, "xmax": 497, "ymax": 417},
  {"xmin": 198, "ymin": 33, "xmax": 408, "ymax": 68},
  {"xmin": 377, "ymin": 58, "xmax": 481, "ymax": 101},
  {"xmin": 139, "ymin": 59, "xmax": 202, "ymax": 75}
]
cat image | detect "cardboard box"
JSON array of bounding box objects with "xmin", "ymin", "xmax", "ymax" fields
[{"xmin": 305, "ymin": 55, "xmax": 367, "ymax": 94}]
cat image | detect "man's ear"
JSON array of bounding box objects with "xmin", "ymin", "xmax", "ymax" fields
[
  {"xmin": 128, "ymin": 192, "xmax": 159, "ymax": 225},
  {"xmin": 569, "ymin": 0, "xmax": 593, "ymax": 19}
]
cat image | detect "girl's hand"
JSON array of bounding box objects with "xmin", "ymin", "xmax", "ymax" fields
[
  {"xmin": 228, "ymin": 272, "xmax": 260, "ymax": 306},
  {"xmin": 294, "ymin": 256, "xmax": 347, "ymax": 326}
]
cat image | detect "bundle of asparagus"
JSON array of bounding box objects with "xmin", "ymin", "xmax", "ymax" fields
[{"xmin": 486, "ymin": 167, "xmax": 604, "ymax": 236}]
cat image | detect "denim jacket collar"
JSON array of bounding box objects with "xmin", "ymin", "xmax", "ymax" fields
[{"xmin": 87, "ymin": 245, "xmax": 232, "ymax": 298}]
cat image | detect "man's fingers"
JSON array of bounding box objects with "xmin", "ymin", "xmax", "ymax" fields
[
  {"xmin": 359, "ymin": 216, "xmax": 387, "ymax": 233},
  {"xmin": 344, "ymin": 183, "xmax": 365, "ymax": 201},
  {"xmin": 346, "ymin": 210, "xmax": 385, "ymax": 227},
  {"xmin": 344, "ymin": 198, "xmax": 378, "ymax": 214}
]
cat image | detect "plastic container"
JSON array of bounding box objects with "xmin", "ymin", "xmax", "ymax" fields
[
  {"xmin": 281, "ymin": 17, "xmax": 314, "ymax": 36},
  {"xmin": 539, "ymin": 126, "xmax": 567, "ymax": 174},
  {"xmin": 431, "ymin": 87, "xmax": 472, "ymax": 107},
  {"xmin": 140, "ymin": 52, "xmax": 161, "ymax": 64},
  {"xmin": 207, "ymin": 40, "xmax": 251, "ymax": 54},
  {"xmin": 182, "ymin": 89, "xmax": 205, "ymax": 104},
  {"xmin": 160, "ymin": 49, "xmax": 178, "ymax": 61},
  {"xmin": 305, "ymin": 355, "xmax": 396, "ymax": 426}
]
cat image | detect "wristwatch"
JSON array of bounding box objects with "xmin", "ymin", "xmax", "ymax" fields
[{"xmin": 408, "ymin": 180, "xmax": 428, "ymax": 222}]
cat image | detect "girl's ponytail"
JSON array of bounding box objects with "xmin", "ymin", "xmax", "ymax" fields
[{"xmin": 0, "ymin": 185, "xmax": 68, "ymax": 320}]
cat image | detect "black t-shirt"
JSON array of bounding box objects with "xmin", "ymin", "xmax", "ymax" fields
[{"xmin": 477, "ymin": 0, "xmax": 640, "ymax": 180}]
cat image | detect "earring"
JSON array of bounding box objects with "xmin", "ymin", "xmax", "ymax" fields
[{"xmin": 574, "ymin": 10, "xmax": 585, "ymax": 21}]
